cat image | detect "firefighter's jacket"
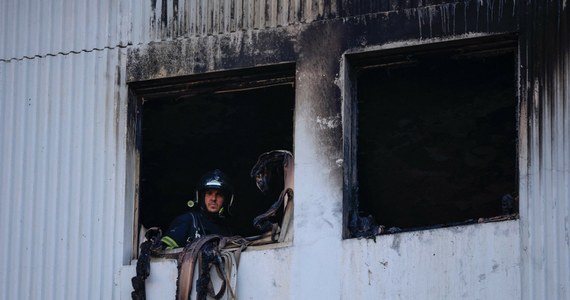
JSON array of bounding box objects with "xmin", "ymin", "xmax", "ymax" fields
[{"xmin": 161, "ymin": 209, "xmax": 232, "ymax": 249}]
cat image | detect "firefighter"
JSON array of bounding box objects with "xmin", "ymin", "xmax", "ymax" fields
[{"xmin": 160, "ymin": 169, "xmax": 234, "ymax": 249}]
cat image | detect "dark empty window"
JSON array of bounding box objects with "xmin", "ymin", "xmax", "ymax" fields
[
  {"xmin": 133, "ymin": 68, "xmax": 295, "ymax": 238},
  {"xmin": 350, "ymin": 40, "xmax": 518, "ymax": 235}
]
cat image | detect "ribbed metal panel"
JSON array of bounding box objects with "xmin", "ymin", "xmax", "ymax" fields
[
  {"xmin": 0, "ymin": 48, "xmax": 128, "ymax": 300},
  {"xmin": 1, "ymin": 0, "xmax": 502, "ymax": 61},
  {"xmin": 0, "ymin": 0, "xmax": 128, "ymax": 61},
  {"xmin": 520, "ymin": 2, "xmax": 570, "ymax": 300},
  {"xmin": 129, "ymin": 0, "xmax": 514, "ymax": 45},
  {"xmin": 130, "ymin": 0, "xmax": 339, "ymax": 43}
]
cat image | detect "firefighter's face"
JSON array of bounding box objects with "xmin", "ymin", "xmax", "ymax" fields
[{"xmin": 204, "ymin": 189, "xmax": 225, "ymax": 213}]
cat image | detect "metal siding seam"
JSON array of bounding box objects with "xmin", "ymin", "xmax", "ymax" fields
[
  {"xmin": 231, "ymin": 0, "xmax": 237, "ymax": 32},
  {"xmin": 200, "ymin": 0, "xmax": 205, "ymax": 36},
  {"xmin": 564, "ymin": 47, "xmax": 570, "ymax": 300},
  {"xmin": 224, "ymin": 0, "xmax": 231, "ymax": 33},
  {"xmin": 31, "ymin": 57, "xmax": 49, "ymax": 300},
  {"xmin": 73, "ymin": 1, "xmax": 84, "ymax": 54},
  {"xmin": 261, "ymin": 0, "xmax": 267, "ymax": 27},
  {"xmin": 30, "ymin": 58, "xmax": 43, "ymax": 299},
  {"xmin": 83, "ymin": 52, "xmax": 96, "ymax": 299},
  {"xmin": 556, "ymin": 27, "xmax": 570, "ymax": 299},
  {"xmin": 155, "ymin": 0, "xmax": 162, "ymax": 41},
  {"xmin": 189, "ymin": 0, "xmax": 196, "ymax": 36},
  {"xmin": 57, "ymin": 55, "xmax": 72, "ymax": 299},
  {"xmin": 539, "ymin": 74, "xmax": 548, "ymax": 300},
  {"xmin": 54, "ymin": 0, "xmax": 65, "ymax": 56},
  {"xmin": 232, "ymin": 0, "xmax": 241, "ymax": 31},
  {"xmin": 100, "ymin": 49, "xmax": 115, "ymax": 300},
  {"xmin": 55, "ymin": 55, "xmax": 70, "ymax": 299},
  {"xmin": 270, "ymin": 0, "xmax": 277, "ymax": 28},
  {"xmin": 111, "ymin": 49, "xmax": 127, "ymax": 299},
  {"xmin": 198, "ymin": 0, "xmax": 204, "ymax": 36},
  {"xmin": 541, "ymin": 85, "xmax": 556, "ymax": 299},
  {"xmin": 98, "ymin": 0, "xmax": 108, "ymax": 52},
  {"xmin": 0, "ymin": 60, "xmax": 5, "ymax": 300},
  {"xmin": 553, "ymin": 52, "xmax": 564, "ymax": 299},
  {"xmin": 277, "ymin": 0, "xmax": 285, "ymax": 26},
  {"xmin": 223, "ymin": 0, "xmax": 229, "ymax": 33},
  {"xmin": 246, "ymin": 0, "xmax": 253, "ymax": 29},
  {"xmin": 0, "ymin": 61, "xmax": 14, "ymax": 300},
  {"xmin": 132, "ymin": 0, "xmax": 141, "ymax": 44},
  {"xmin": 140, "ymin": 0, "xmax": 148, "ymax": 44},
  {"xmin": 11, "ymin": 59, "xmax": 26, "ymax": 300},
  {"xmin": 111, "ymin": 0, "xmax": 121, "ymax": 47},
  {"xmin": 87, "ymin": 0, "xmax": 97, "ymax": 51},
  {"xmin": 44, "ymin": 55, "xmax": 61, "ymax": 300},
  {"xmin": 213, "ymin": 0, "xmax": 220, "ymax": 34},
  {"xmin": 0, "ymin": 0, "xmax": 5, "ymax": 58},
  {"xmin": 3, "ymin": 60, "xmax": 13, "ymax": 299},
  {"xmin": 39, "ymin": 0, "xmax": 48, "ymax": 59},
  {"xmin": 216, "ymin": 0, "xmax": 222, "ymax": 33},
  {"xmin": 22, "ymin": 0, "xmax": 30, "ymax": 60},
  {"xmin": 61, "ymin": 53, "xmax": 78, "ymax": 300},
  {"xmin": 174, "ymin": 0, "xmax": 180, "ymax": 37},
  {"xmin": 6, "ymin": 1, "xmax": 16, "ymax": 59},
  {"xmin": 208, "ymin": 0, "xmax": 214, "ymax": 35},
  {"xmin": 253, "ymin": 0, "xmax": 260, "ymax": 29},
  {"xmin": 529, "ymin": 78, "xmax": 541, "ymax": 300},
  {"xmin": 77, "ymin": 52, "xmax": 95, "ymax": 300},
  {"xmin": 168, "ymin": 0, "xmax": 174, "ymax": 38},
  {"xmin": 115, "ymin": 47, "xmax": 131, "ymax": 267},
  {"xmin": 295, "ymin": 0, "xmax": 302, "ymax": 23},
  {"xmin": 150, "ymin": 0, "xmax": 156, "ymax": 41},
  {"xmin": 22, "ymin": 57, "xmax": 38, "ymax": 300},
  {"xmin": 98, "ymin": 50, "xmax": 109, "ymax": 300},
  {"xmin": 101, "ymin": 49, "xmax": 118, "ymax": 300},
  {"xmin": 10, "ymin": 59, "xmax": 24, "ymax": 300}
]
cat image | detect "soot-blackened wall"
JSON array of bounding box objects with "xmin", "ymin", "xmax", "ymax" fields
[{"xmin": 127, "ymin": 0, "xmax": 519, "ymax": 240}]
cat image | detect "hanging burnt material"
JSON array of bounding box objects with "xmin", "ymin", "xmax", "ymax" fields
[{"xmin": 250, "ymin": 150, "xmax": 294, "ymax": 240}]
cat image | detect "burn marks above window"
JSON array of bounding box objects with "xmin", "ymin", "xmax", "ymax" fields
[{"xmin": 347, "ymin": 37, "xmax": 518, "ymax": 236}]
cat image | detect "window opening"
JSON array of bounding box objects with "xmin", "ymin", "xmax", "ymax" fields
[
  {"xmin": 132, "ymin": 67, "xmax": 295, "ymax": 242},
  {"xmin": 349, "ymin": 38, "xmax": 518, "ymax": 236}
]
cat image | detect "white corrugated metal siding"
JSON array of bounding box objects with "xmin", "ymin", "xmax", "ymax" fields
[
  {"xmin": 0, "ymin": 0, "xmax": 129, "ymax": 61},
  {"xmin": 520, "ymin": 2, "xmax": 570, "ymax": 300},
  {"xmin": 0, "ymin": 0, "xmax": 341, "ymax": 61},
  {"xmin": 0, "ymin": 49, "xmax": 129, "ymax": 300},
  {"xmin": 129, "ymin": 0, "xmax": 339, "ymax": 44}
]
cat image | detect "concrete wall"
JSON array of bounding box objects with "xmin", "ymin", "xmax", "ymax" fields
[{"xmin": 120, "ymin": 220, "xmax": 520, "ymax": 299}]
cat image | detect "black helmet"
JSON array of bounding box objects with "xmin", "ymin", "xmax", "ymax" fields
[{"xmin": 195, "ymin": 169, "xmax": 234, "ymax": 216}]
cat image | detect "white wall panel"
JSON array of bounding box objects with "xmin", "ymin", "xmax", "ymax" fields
[
  {"xmin": 519, "ymin": 3, "xmax": 570, "ymax": 300},
  {"xmin": 0, "ymin": 48, "xmax": 129, "ymax": 300},
  {"xmin": 0, "ymin": 0, "xmax": 128, "ymax": 61},
  {"xmin": 343, "ymin": 221, "xmax": 521, "ymax": 300}
]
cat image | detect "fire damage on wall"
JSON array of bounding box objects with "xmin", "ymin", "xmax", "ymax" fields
[
  {"xmin": 121, "ymin": 0, "xmax": 570, "ymax": 298},
  {"xmin": 128, "ymin": 1, "xmax": 523, "ymax": 246}
]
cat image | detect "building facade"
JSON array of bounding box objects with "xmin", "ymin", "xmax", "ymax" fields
[{"xmin": 1, "ymin": 1, "xmax": 569, "ymax": 299}]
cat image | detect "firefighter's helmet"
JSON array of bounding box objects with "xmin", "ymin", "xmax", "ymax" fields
[{"xmin": 195, "ymin": 169, "xmax": 234, "ymax": 216}]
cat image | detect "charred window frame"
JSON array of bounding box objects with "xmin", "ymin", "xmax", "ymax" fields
[
  {"xmin": 344, "ymin": 35, "xmax": 519, "ymax": 238},
  {"xmin": 127, "ymin": 64, "xmax": 296, "ymax": 254}
]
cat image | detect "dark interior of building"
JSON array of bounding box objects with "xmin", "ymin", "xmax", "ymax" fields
[
  {"xmin": 139, "ymin": 84, "xmax": 295, "ymax": 237},
  {"xmin": 357, "ymin": 51, "xmax": 518, "ymax": 231}
]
